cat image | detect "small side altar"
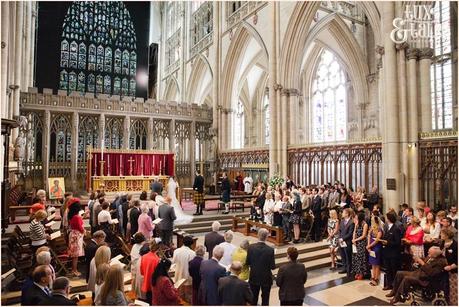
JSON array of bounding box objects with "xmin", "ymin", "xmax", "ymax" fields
[{"xmin": 86, "ymin": 148, "xmax": 174, "ymax": 193}]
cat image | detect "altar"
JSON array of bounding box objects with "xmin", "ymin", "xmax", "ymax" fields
[{"xmin": 86, "ymin": 148, "xmax": 175, "ymax": 193}]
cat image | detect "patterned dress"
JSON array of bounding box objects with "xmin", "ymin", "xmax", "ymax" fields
[
  {"xmin": 327, "ymin": 219, "xmax": 339, "ymax": 248},
  {"xmin": 351, "ymin": 224, "xmax": 368, "ymax": 276}
]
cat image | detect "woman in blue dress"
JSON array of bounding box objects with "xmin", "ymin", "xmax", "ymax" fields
[{"xmin": 367, "ymin": 215, "xmax": 383, "ymax": 286}]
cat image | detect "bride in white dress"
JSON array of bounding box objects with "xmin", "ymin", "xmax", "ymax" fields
[{"xmin": 167, "ymin": 176, "xmax": 193, "ymax": 225}]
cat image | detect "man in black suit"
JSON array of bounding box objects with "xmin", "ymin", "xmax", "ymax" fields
[
  {"xmin": 218, "ymin": 261, "xmax": 253, "ymax": 305},
  {"xmin": 189, "ymin": 245, "xmax": 206, "ymax": 305},
  {"xmin": 193, "ymin": 170, "xmax": 205, "ymax": 215},
  {"xmin": 157, "ymin": 196, "xmax": 177, "ymax": 245},
  {"xmin": 276, "ymin": 247, "xmax": 307, "ymax": 306},
  {"xmin": 311, "ymin": 187, "xmax": 323, "ymax": 242},
  {"xmin": 246, "ymin": 228, "xmax": 276, "ymax": 306},
  {"xmin": 39, "ymin": 277, "xmax": 76, "ymax": 305},
  {"xmin": 84, "ymin": 230, "xmax": 106, "ymax": 282},
  {"xmin": 338, "ymin": 208, "xmax": 355, "ymax": 276},
  {"xmin": 150, "ymin": 177, "xmax": 163, "ymax": 194},
  {"xmin": 199, "ymin": 245, "xmax": 228, "ymax": 305},
  {"xmin": 204, "ymin": 221, "xmax": 225, "ymax": 259},
  {"xmin": 380, "ymin": 211, "xmax": 402, "ymax": 290},
  {"xmin": 21, "ymin": 265, "xmax": 52, "ymax": 305},
  {"xmin": 129, "ymin": 200, "xmax": 141, "ymax": 236}
]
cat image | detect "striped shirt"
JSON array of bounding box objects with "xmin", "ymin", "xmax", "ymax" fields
[{"xmin": 30, "ymin": 219, "xmax": 46, "ymax": 245}]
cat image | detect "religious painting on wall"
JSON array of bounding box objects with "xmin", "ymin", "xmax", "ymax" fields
[{"xmin": 48, "ymin": 177, "xmax": 66, "ymax": 199}]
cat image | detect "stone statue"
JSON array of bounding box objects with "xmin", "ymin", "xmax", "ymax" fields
[
  {"xmin": 14, "ymin": 131, "xmax": 26, "ymax": 163},
  {"xmin": 208, "ymin": 138, "xmax": 216, "ymax": 160},
  {"xmin": 26, "ymin": 130, "xmax": 34, "ymax": 161}
]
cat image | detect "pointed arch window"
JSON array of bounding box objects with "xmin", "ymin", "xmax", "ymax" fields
[
  {"xmin": 129, "ymin": 119, "xmax": 147, "ymax": 150},
  {"xmin": 232, "ymin": 100, "xmax": 245, "ymax": 149},
  {"xmin": 129, "ymin": 79, "xmax": 136, "ymax": 97},
  {"xmin": 59, "ymin": 2, "xmax": 138, "ymax": 96},
  {"xmin": 312, "ymin": 49, "xmax": 347, "ymax": 143},
  {"xmin": 77, "ymin": 72, "xmax": 85, "ymax": 92},
  {"xmin": 431, "ymin": 1, "xmax": 453, "ymax": 130},
  {"xmin": 113, "ymin": 77, "xmax": 121, "ymax": 95}
]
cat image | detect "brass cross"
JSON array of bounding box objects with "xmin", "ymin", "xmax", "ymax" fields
[{"xmin": 128, "ymin": 156, "xmax": 135, "ymax": 176}]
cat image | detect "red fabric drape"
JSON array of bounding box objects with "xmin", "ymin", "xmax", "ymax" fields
[{"xmin": 89, "ymin": 152, "xmax": 174, "ymax": 177}]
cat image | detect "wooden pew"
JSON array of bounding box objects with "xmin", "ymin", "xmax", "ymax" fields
[
  {"xmin": 232, "ymin": 216, "xmax": 285, "ymax": 246},
  {"xmin": 9, "ymin": 202, "xmax": 89, "ymax": 222},
  {"xmin": 174, "ymin": 229, "xmax": 198, "ymax": 249}
]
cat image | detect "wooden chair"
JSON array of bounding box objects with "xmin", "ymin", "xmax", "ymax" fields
[{"xmin": 48, "ymin": 235, "xmax": 72, "ymax": 276}]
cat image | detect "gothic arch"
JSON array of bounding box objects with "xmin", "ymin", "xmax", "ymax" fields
[
  {"xmin": 163, "ymin": 76, "xmax": 180, "ymax": 102},
  {"xmin": 186, "ymin": 53, "xmax": 213, "ymax": 104}
]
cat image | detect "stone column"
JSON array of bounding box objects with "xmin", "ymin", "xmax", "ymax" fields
[
  {"xmin": 190, "ymin": 121, "xmax": 196, "ymax": 174},
  {"xmin": 30, "ymin": 3, "xmax": 37, "ymax": 87},
  {"xmin": 179, "ymin": 5, "xmax": 186, "ymax": 102},
  {"xmin": 280, "ymin": 89, "xmax": 289, "ymax": 176},
  {"xmin": 406, "ymin": 48, "xmax": 419, "ymax": 205},
  {"xmin": 7, "ymin": 2, "xmax": 16, "ymax": 120},
  {"xmin": 11, "ymin": 1, "xmax": 24, "ymax": 141},
  {"xmin": 147, "ymin": 117, "xmax": 154, "ymax": 149},
  {"xmin": 71, "ymin": 112, "xmax": 79, "ymax": 191},
  {"xmin": 22, "ymin": 2, "xmax": 31, "ymax": 91},
  {"xmin": 43, "ymin": 110, "xmax": 51, "ymax": 190},
  {"xmin": 276, "ymin": 85, "xmax": 282, "ymax": 175},
  {"xmin": 288, "ymin": 89, "xmax": 300, "ymax": 145},
  {"xmin": 381, "ymin": 2, "xmax": 400, "ymax": 210},
  {"xmin": 419, "ymin": 48, "xmax": 433, "ymax": 132},
  {"xmin": 98, "ymin": 114, "xmax": 105, "ymax": 148},
  {"xmin": 1, "ymin": 1, "xmax": 9, "ymax": 119},
  {"xmin": 396, "ymin": 42, "xmax": 409, "ymax": 203},
  {"xmin": 212, "ymin": 2, "xmax": 221, "ymax": 159},
  {"xmin": 123, "ymin": 116, "xmax": 130, "ymax": 149},
  {"xmin": 268, "ymin": 2, "xmax": 279, "ymax": 177}
]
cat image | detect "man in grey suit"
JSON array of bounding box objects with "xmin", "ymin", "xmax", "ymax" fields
[
  {"xmin": 338, "ymin": 208, "xmax": 355, "ymax": 277},
  {"xmin": 218, "ymin": 261, "xmax": 253, "ymax": 305},
  {"xmin": 157, "ymin": 196, "xmax": 176, "ymax": 245}
]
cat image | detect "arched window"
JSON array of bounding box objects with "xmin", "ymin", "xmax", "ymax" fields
[
  {"xmin": 50, "ymin": 114, "xmax": 72, "ymax": 162},
  {"xmin": 129, "ymin": 119, "xmax": 147, "ymax": 150},
  {"xmin": 263, "ymin": 91, "xmax": 270, "ymax": 145},
  {"xmin": 431, "ymin": 1, "xmax": 453, "ymax": 130},
  {"xmin": 105, "ymin": 117, "xmax": 124, "ymax": 149},
  {"xmin": 59, "ymin": 2, "xmax": 137, "ymax": 96},
  {"xmin": 312, "ymin": 49, "xmax": 347, "ymax": 143},
  {"xmin": 232, "ymin": 100, "xmax": 245, "ymax": 149}
]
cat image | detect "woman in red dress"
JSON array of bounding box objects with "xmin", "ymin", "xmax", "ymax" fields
[
  {"xmin": 67, "ymin": 198, "xmax": 85, "ymax": 276},
  {"xmin": 151, "ymin": 258, "xmax": 180, "ymax": 305}
]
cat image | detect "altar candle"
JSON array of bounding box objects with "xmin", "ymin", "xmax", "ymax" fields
[
  {"xmin": 94, "ymin": 154, "xmax": 97, "ymax": 176},
  {"xmin": 160, "ymin": 160, "xmax": 162, "ymax": 174},
  {"xmin": 101, "ymin": 139, "xmax": 104, "ymax": 160},
  {"xmin": 107, "ymin": 155, "xmax": 110, "ymax": 176}
]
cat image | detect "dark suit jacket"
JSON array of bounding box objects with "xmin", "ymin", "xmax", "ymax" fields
[
  {"xmin": 84, "ymin": 239, "xmax": 99, "ymax": 282},
  {"xmin": 246, "ymin": 242, "xmax": 275, "ymax": 286},
  {"xmin": 193, "ymin": 175, "xmax": 205, "ymax": 193},
  {"xmin": 418, "ymin": 256, "xmax": 448, "ymax": 279},
  {"xmin": 339, "ymin": 219, "xmax": 355, "ymax": 245},
  {"xmin": 255, "ymin": 191, "xmax": 266, "ymax": 209},
  {"xmin": 158, "ymin": 204, "xmax": 176, "ymax": 231},
  {"xmin": 40, "ymin": 293, "xmax": 76, "ymax": 305},
  {"xmin": 204, "ymin": 231, "xmax": 224, "ymax": 259},
  {"xmin": 218, "ymin": 275, "xmax": 253, "ymax": 305},
  {"xmin": 21, "ymin": 283, "xmax": 50, "ymax": 306},
  {"xmin": 311, "ymin": 195, "xmax": 322, "ymax": 217},
  {"xmin": 382, "ymin": 223, "xmax": 402, "ymax": 258},
  {"xmin": 150, "ymin": 181, "xmax": 163, "ymax": 194},
  {"xmin": 276, "ymin": 261, "xmax": 307, "ymax": 302},
  {"xmin": 189, "ymin": 256, "xmax": 204, "ymax": 290},
  {"xmin": 199, "ymin": 258, "xmax": 227, "ymax": 305}
]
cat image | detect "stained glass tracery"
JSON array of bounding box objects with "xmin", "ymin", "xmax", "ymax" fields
[
  {"xmin": 59, "ymin": 1, "xmax": 137, "ymax": 97},
  {"xmin": 312, "ymin": 49, "xmax": 347, "ymax": 143}
]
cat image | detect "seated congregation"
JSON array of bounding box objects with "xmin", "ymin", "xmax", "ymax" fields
[{"xmin": 11, "ymin": 181, "xmax": 459, "ymax": 306}]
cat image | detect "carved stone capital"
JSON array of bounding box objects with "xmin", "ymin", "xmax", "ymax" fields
[
  {"xmin": 406, "ymin": 48, "xmax": 419, "ymax": 60},
  {"xmin": 366, "ymin": 73, "xmax": 378, "ymax": 83},
  {"xmin": 395, "ymin": 42, "xmax": 409, "ymax": 51},
  {"xmin": 418, "ymin": 48, "xmax": 434, "ymax": 60},
  {"xmin": 1, "ymin": 42, "xmax": 6, "ymax": 49},
  {"xmin": 273, "ymin": 83, "xmax": 283, "ymax": 92},
  {"xmin": 375, "ymin": 45, "xmax": 385, "ymax": 56}
]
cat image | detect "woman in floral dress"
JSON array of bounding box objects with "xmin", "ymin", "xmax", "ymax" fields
[
  {"xmin": 351, "ymin": 212, "xmax": 368, "ymax": 280},
  {"xmin": 327, "ymin": 209, "xmax": 340, "ymax": 270},
  {"xmin": 67, "ymin": 198, "xmax": 85, "ymax": 276}
]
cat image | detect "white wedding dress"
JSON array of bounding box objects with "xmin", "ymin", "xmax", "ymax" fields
[{"xmin": 167, "ymin": 178, "xmax": 193, "ymax": 225}]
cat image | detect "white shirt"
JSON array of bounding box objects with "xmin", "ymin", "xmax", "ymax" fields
[
  {"xmin": 243, "ymin": 177, "xmax": 253, "ymax": 194},
  {"xmin": 172, "ymin": 246, "xmax": 196, "ymax": 285},
  {"xmin": 218, "ymin": 242, "xmax": 237, "ymax": 267},
  {"xmin": 97, "ymin": 210, "xmax": 112, "ymax": 225}
]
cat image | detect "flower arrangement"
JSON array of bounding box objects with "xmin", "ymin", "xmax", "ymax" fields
[{"xmin": 268, "ymin": 174, "xmax": 284, "ymax": 188}]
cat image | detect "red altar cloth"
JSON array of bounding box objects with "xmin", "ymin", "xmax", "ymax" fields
[{"xmin": 88, "ymin": 150, "xmax": 174, "ymax": 177}]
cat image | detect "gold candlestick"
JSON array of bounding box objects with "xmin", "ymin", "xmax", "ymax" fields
[{"xmin": 99, "ymin": 160, "xmax": 106, "ymax": 177}]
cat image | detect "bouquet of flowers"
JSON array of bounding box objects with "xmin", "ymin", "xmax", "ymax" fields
[{"xmin": 269, "ymin": 174, "xmax": 284, "ymax": 188}]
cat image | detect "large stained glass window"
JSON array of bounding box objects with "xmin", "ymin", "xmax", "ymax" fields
[
  {"xmin": 312, "ymin": 49, "xmax": 347, "ymax": 143},
  {"xmin": 431, "ymin": 1, "xmax": 453, "ymax": 130},
  {"xmin": 232, "ymin": 100, "xmax": 245, "ymax": 149},
  {"xmin": 59, "ymin": 2, "xmax": 137, "ymax": 97}
]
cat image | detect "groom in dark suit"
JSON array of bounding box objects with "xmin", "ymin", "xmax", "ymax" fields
[{"xmin": 157, "ymin": 196, "xmax": 176, "ymax": 245}]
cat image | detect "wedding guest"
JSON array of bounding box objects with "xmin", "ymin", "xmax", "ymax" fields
[
  {"xmin": 204, "ymin": 221, "xmax": 224, "ymax": 259},
  {"xmin": 93, "ymin": 263, "xmax": 110, "ymax": 305},
  {"xmin": 40, "ymin": 276, "xmax": 76, "ymax": 306},
  {"xmin": 311, "ymin": 187, "xmax": 323, "ymax": 242},
  {"xmin": 130, "ymin": 233, "xmax": 146, "ymax": 299},
  {"xmin": 138, "ymin": 204, "xmax": 153, "ymax": 240},
  {"xmin": 129, "ymin": 200, "xmax": 141, "ymax": 237},
  {"xmin": 367, "ymin": 215, "xmax": 383, "ymax": 286},
  {"xmin": 276, "ymin": 247, "xmax": 307, "ymax": 306},
  {"xmin": 380, "ymin": 211, "xmax": 402, "ymax": 291},
  {"xmin": 151, "ymin": 258, "xmax": 180, "ymax": 305},
  {"xmin": 218, "ymin": 261, "xmax": 253, "ymax": 305},
  {"xmin": 140, "ymin": 240, "xmax": 161, "ymax": 304},
  {"xmin": 189, "ymin": 245, "xmax": 206, "ymax": 305},
  {"xmin": 21, "ymin": 265, "xmax": 52, "ymax": 305},
  {"xmin": 338, "ymin": 208, "xmax": 355, "ymax": 276},
  {"xmin": 281, "ymin": 196, "xmax": 292, "ymax": 242},
  {"xmin": 67, "ymin": 198, "xmax": 85, "ymax": 277},
  {"xmin": 199, "ymin": 245, "xmax": 227, "ymax": 305},
  {"xmin": 441, "ymin": 228, "xmax": 458, "ymax": 305},
  {"xmin": 232, "ymin": 239, "xmax": 250, "ymax": 280},
  {"xmin": 352, "ymin": 212, "xmax": 368, "ymax": 280},
  {"xmin": 221, "ymin": 172, "xmax": 231, "ymax": 214},
  {"xmin": 84, "ymin": 230, "xmax": 106, "ymax": 283},
  {"xmin": 99, "ymin": 264, "xmax": 129, "ymax": 305},
  {"xmin": 403, "ymin": 216, "xmax": 424, "ymax": 259},
  {"xmin": 327, "ymin": 209, "xmax": 340, "ymax": 270},
  {"xmin": 217, "ymin": 230, "xmax": 237, "ymax": 267},
  {"xmin": 447, "ymin": 205, "xmax": 458, "ymax": 228},
  {"xmin": 30, "ymin": 209, "xmax": 50, "ymax": 256},
  {"xmin": 422, "ymin": 211, "xmax": 441, "ymax": 244},
  {"xmin": 440, "ymin": 217, "xmax": 458, "ymax": 241},
  {"xmin": 88, "ymin": 245, "xmax": 111, "ymax": 296},
  {"xmin": 290, "ymin": 190, "xmax": 303, "ymax": 243},
  {"xmin": 172, "ymin": 236, "xmax": 196, "ymax": 304}
]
